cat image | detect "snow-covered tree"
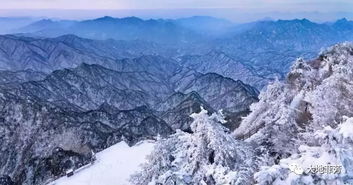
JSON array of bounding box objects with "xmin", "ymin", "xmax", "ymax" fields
[
  {"xmin": 306, "ymin": 43, "xmax": 353, "ymax": 129},
  {"xmin": 234, "ymin": 42, "xmax": 353, "ymax": 169},
  {"xmin": 254, "ymin": 116, "xmax": 353, "ymax": 185},
  {"xmin": 132, "ymin": 42, "xmax": 353, "ymax": 185},
  {"xmin": 233, "ymin": 78, "xmax": 301, "ymax": 165},
  {"xmin": 130, "ymin": 108, "xmax": 255, "ymax": 185}
]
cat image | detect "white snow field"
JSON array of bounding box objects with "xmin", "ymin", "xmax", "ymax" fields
[{"xmin": 49, "ymin": 141, "xmax": 155, "ymax": 185}]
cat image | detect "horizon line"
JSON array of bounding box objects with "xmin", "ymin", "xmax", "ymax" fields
[{"xmin": 1, "ymin": 8, "xmax": 353, "ymax": 13}]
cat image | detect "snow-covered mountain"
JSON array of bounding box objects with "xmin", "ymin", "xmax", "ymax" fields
[
  {"xmin": 0, "ymin": 70, "xmax": 46, "ymax": 84},
  {"xmin": 131, "ymin": 43, "xmax": 353, "ymax": 184},
  {"xmin": 1, "ymin": 17, "xmax": 353, "ymax": 185},
  {"xmin": 0, "ymin": 57, "xmax": 258, "ymax": 184},
  {"xmin": 1, "ymin": 60, "xmax": 258, "ymax": 112},
  {"xmin": 0, "ymin": 89, "xmax": 172, "ymax": 184},
  {"xmin": 0, "ymin": 35, "xmax": 172, "ymax": 72},
  {"xmin": 10, "ymin": 18, "xmax": 353, "ymax": 89},
  {"xmin": 214, "ymin": 19, "xmax": 353, "ymax": 82},
  {"xmin": 4, "ymin": 18, "xmax": 353, "ymax": 89},
  {"xmin": 178, "ymin": 51, "xmax": 267, "ymax": 89},
  {"xmin": 4, "ymin": 41, "xmax": 352, "ymax": 185}
]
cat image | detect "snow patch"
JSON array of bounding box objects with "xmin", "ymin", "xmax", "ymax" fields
[
  {"xmin": 49, "ymin": 141, "xmax": 155, "ymax": 185},
  {"xmin": 339, "ymin": 117, "xmax": 353, "ymax": 141}
]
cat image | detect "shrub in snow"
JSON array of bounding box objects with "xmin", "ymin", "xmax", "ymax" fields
[{"xmin": 130, "ymin": 108, "xmax": 255, "ymax": 185}]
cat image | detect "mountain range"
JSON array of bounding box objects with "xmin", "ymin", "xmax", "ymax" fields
[
  {"xmin": 7, "ymin": 16, "xmax": 353, "ymax": 88},
  {"xmin": 1, "ymin": 15, "xmax": 353, "ymax": 185},
  {"xmin": 0, "ymin": 54, "xmax": 258, "ymax": 184}
]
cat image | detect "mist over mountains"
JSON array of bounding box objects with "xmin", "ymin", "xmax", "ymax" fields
[
  {"xmin": 3, "ymin": 16, "xmax": 353, "ymax": 88},
  {"xmin": 0, "ymin": 15, "xmax": 353, "ymax": 184}
]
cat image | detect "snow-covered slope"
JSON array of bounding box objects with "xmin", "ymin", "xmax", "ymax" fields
[
  {"xmin": 50, "ymin": 141, "xmax": 155, "ymax": 185},
  {"xmin": 131, "ymin": 42, "xmax": 353, "ymax": 185},
  {"xmin": 178, "ymin": 51, "xmax": 267, "ymax": 89},
  {"xmin": 234, "ymin": 42, "xmax": 353, "ymax": 184}
]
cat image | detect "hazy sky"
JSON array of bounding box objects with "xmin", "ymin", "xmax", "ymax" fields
[
  {"xmin": 0, "ymin": 0, "xmax": 353, "ymax": 22},
  {"xmin": 0, "ymin": 0, "xmax": 352, "ymax": 11}
]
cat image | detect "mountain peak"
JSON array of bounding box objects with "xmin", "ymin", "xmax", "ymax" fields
[
  {"xmin": 332, "ymin": 18, "xmax": 353, "ymax": 29},
  {"xmin": 35, "ymin": 19, "xmax": 54, "ymax": 24},
  {"xmin": 75, "ymin": 62, "xmax": 109, "ymax": 73},
  {"xmin": 336, "ymin": 18, "xmax": 348, "ymax": 23},
  {"xmin": 276, "ymin": 18, "xmax": 312, "ymax": 24},
  {"xmin": 93, "ymin": 16, "xmax": 143, "ymax": 23},
  {"xmin": 54, "ymin": 34, "xmax": 84, "ymax": 42},
  {"xmin": 120, "ymin": 16, "xmax": 143, "ymax": 21},
  {"xmin": 94, "ymin": 16, "xmax": 116, "ymax": 21},
  {"xmin": 184, "ymin": 91, "xmax": 205, "ymax": 101}
]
